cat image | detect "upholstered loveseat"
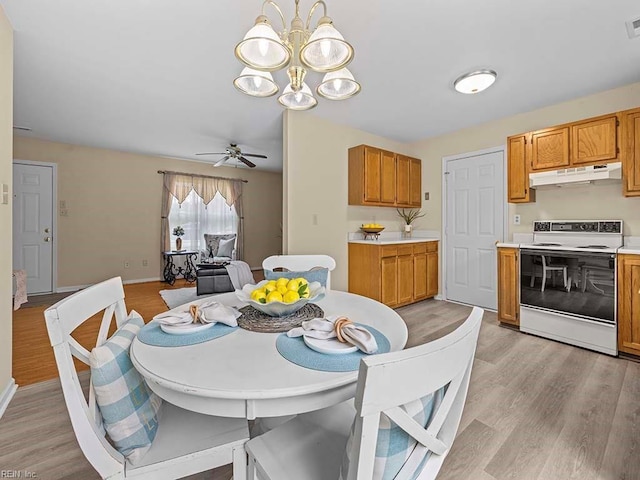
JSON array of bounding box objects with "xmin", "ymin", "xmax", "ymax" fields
[{"xmin": 199, "ymin": 233, "xmax": 237, "ymax": 263}]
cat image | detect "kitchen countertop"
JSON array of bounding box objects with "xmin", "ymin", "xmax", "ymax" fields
[
  {"xmin": 618, "ymin": 247, "xmax": 640, "ymax": 255},
  {"xmin": 496, "ymin": 242, "xmax": 520, "ymax": 248},
  {"xmin": 349, "ymin": 237, "xmax": 439, "ymax": 245}
]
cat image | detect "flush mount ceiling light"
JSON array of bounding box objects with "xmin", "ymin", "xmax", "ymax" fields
[
  {"xmin": 453, "ymin": 69, "xmax": 497, "ymax": 94},
  {"xmin": 233, "ymin": 0, "xmax": 361, "ymax": 110}
]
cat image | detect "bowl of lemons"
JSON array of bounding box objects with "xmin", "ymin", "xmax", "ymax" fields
[
  {"xmin": 360, "ymin": 223, "xmax": 385, "ymax": 234},
  {"xmin": 236, "ymin": 277, "xmax": 325, "ymax": 317}
]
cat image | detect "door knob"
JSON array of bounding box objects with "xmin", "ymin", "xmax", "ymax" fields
[
  {"xmin": 44, "ymin": 237, "xmax": 51, "ymax": 242},
  {"xmin": 44, "ymin": 227, "xmax": 50, "ymax": 233}
]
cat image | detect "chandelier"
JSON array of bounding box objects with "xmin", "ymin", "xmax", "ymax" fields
[{"xmin": 233, "ymin": 0, "xmax": 361, "ymax": 110}]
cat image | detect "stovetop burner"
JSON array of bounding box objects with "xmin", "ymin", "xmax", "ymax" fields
[
  {"xmin": 576, "ymin": 245, "xmax": 609, "ymax": 249},
  {"xmin": 532, "ymin": 243, "xmax": 562, "ymax": 247}
]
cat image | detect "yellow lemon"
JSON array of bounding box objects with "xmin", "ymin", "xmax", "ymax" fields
[
  {"xmin": 266, "ymin": 291, "xmax": 283, "ymax": 303},
  {"xmin": 276, "ymin": 277, "xmax": 289, "ymax": 287},
  {"xmin": 283, "ymin": 290, "xmax": 300, "ymax": 304},
  {"xmin": 299, "ymin": 284, "xmax": 310, "ymax": 298},
  {"xmin": 286, "ymin": 279, "xmax": 300, "ymax": 291},
  {"xmin": 295, "ymin": 277, "xmax": 308, "ymax": 286},
  {"xmin": 277, "ymin": 285, "xmax": 289, "ymax": 295},
  {"xmin": 251, "ymin": 289, "xmax": 267, "ymax": 303}
]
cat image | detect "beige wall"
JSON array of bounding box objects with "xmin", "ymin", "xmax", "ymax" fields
[
  {"xmin": 0, "ymin": 7, "xmax": 13, "ymax": 392},
  {"xmin": 409, "ymin": 81, "xmax": 640, "ymax": 237},
  {"xmin": 283, "ymin": 111, "xmax": 413, "ymax": 291},
  {"xmin": 13, "ymin": 137, "xmax": 283, "ymax": 289}
]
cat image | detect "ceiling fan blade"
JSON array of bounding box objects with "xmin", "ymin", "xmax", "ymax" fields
[
  {"xmin": 239, "ymin": 156, "xmax": 256, "ymax": 168},
  {"xmin": 242, "ymin": 153, "xmax": 268, "ymax": 159},
  {"xmin": 213, "ymin": 155, "xmax": 230, "ymax": 167},
  {"xmin": 196, "ymin": 152, "xmax": 227, "ymax": 156}
]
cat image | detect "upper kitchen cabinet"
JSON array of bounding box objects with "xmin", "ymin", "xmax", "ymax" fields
[
  {"xmin": 349, "ymin": 145, "xmax": 422, "ymax": 208},
  {"xmin": 530, "ymin": 126, "xmax": 570, "ymax": 171},
  {"xmin": 621, "ymin": 107, "xmax": 640, "ymax": 196},
  {"xmin": 507, "ymin": 134, "xmax": 535, "ymax": 203},
  {"xmin": 571, "ymin": 114, "xmax": 618, "ymax": 165}
]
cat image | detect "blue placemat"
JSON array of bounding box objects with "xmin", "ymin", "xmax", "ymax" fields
[
  {"xmin": 276, "ymin": 325, "xmax": 390, "ymax": 372},
  {"xmin": 137, "ymin": 321, "xmax": 238, "ymax": 347}
]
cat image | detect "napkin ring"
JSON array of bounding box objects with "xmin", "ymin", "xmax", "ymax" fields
[
  {"xmin": 334, "ymin": 316, "xmax": 354, "ymax": 343},
  {"xmin": 189, "ymin": 305, "xmax": 199, "ymax": 323}
]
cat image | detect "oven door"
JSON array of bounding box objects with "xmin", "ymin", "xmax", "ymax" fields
[{"xmin": 520, "ymin": 249, "xmax": 616, "ymax": 324}]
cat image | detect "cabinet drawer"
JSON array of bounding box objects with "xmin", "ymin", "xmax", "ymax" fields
[
  {"xmin": 426, "ymin": 241, "xmax": 438, "ymax": 253},
  {"xmin": 397, "ymin": 245, "xmax": 413, "ymax": 256},
  {"xmin": 381, "ymin": 246, "xmax": 398, "ymax": 258},
  {"xmin": 413, "ymin": 243, "xmax": 427, "ymax": 254}
]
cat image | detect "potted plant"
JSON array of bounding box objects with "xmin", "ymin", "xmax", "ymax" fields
[
  {"xmin": 172, "ymin": 225, "xmax": 185, "ymax": 251},
  {"xmin": 396, "ymin": 208, "xmax": 425, "ymax": 238}
]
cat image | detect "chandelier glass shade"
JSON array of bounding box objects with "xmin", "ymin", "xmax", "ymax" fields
[{"xmin": 234, "ymin": 0, "xmax": 360, "ymax": 110}]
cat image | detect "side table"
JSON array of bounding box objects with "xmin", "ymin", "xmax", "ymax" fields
[{"xmin": 162, "ymin": 250, "xmax": 199, "ymax": 285}]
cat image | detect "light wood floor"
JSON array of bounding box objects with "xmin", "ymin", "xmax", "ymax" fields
[{"xmin": 4, "ymin": 295, "xmax": 640, "ymax": 479}]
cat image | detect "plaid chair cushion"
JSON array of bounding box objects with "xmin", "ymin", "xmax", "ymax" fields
[
  {"xmin": 339, "ymin": 387, "xmax": 446, "ymax": 480},
  {"xmin": 89, "ymin": 310, "xmax": 162, "ymax": 464}
]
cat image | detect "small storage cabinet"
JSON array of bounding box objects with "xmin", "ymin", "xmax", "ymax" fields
[
  {"xmin": 497, "ymin": 247, "xmax": 519, "ymax": 326},
  {"xmin": 507, "ymin": 134, "xmax": 535, "ymax": 203},
  {"xmin": 621, "ymin": 107, "xmax": 640, "ymax": 196},
  {"xmin": 349, "ymin": 241, "xmax": 438, "ymax": 308},
  {"xmin": 617, "ymin": 254, "xmax": 640, "ymax": 356},
  {"xmin": 531, "ymin": 127, "xmax": 570, "ymax": 171}
]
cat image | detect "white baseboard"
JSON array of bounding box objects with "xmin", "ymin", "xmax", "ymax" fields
[
  {"xmin": 0, "ymin": 378, "xmax": 18, "ymax": 419},
  {"xmin": 435, "ymin": 294, "xmax": 444, "ymax": 301}
]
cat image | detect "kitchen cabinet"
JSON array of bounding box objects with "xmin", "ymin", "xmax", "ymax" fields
[
  {"xmin": 497, "ymin": 247, "xmax": 519, "ymax": 326},
  {"xmin": 571, "ymin": 114, "xmax": 618, "ymax": 165},
  {"xmin": 618, "ymin": 254, "xmax": 640, "ymax": 356},
  {"xmin": 348, "ymin": 145, "xmax": 422, "ymax": 208},
  {"xmin": 531, "ymin": 126, "xmax": 570, "ymax": 171},
  {"xmin": 621, "ymin": 107, "xmax": 640, "ymax": 196},
  {"xmin": 507, "ymin": 134, "xmax": 535, "ymax": 203},
  {"xmin": 348, "ymin": 241, "xmax": 438, "ymax": 308}
]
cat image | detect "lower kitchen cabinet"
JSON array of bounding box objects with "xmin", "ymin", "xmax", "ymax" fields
[
  {"xmin": 497, "ymin": 247, "xmax": 519, "ymax": 326},
  {"xmin": 349, "ymin": 241, "xmax": 438, "ymax": 308},
  {"xmin": 618, "ymin": 254, "xmax": 640, "ymax": 356}
]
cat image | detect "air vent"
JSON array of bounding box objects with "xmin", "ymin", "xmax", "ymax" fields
[{"xmin": 626, "ymin": 16, "xmax": 640, "ymax": 38}]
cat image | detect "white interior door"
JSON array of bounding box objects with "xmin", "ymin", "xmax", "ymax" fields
[
  {"xmin": 13, "ymin": 162, "xmax": 54, "ymax": 294},
  {"xmin": 444, "ymin": 149, "xmax": 505, "ymax": 309}
]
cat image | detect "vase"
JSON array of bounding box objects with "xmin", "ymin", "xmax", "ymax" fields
[
  {"xmin": 176, "ymin": 237, "xmax": 182, "ymax": 251},
  {"xmin": 403, "ymin": 224, "xmax": 413, "ymax": 238}
]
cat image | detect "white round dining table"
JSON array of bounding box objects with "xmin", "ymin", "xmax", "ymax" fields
[{"xmin": 130, "ymin": 290, "xmax": 408, "ymax": 420}]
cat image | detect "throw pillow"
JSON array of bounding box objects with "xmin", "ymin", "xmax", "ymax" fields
[
  {"xmin": 264, "ymin": 266, "xmax": 329, "ymax": 287},
  {"xmin": 204, "ymin": 233, "xmax": 236, "ymax": 258},
  {"xmin": 89, "ymin": 310, "xmax": 162, "ymax": 465},
  {"xmin": 339, "ymin": 386, "xmax": 447, "ymax": 480},
  {"xmin": 217, "ymin": 237, "xmax": 235, "ymax": 258}
]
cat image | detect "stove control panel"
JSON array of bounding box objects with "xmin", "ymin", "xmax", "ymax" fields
[{"xmin": 533, "ymin": 220, "xmax": 622, "ymax": 234}]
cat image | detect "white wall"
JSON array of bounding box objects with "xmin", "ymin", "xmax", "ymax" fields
[
  {"xmin": 283, "ymin": 111, "xmax": 413, "ymax": 290},
  {"xmin": 0, "ymin": 6, "xmax": 14, "ymax": 398}
]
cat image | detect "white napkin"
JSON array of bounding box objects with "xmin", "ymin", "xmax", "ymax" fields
[
  {"xmin": 154, "ymin": 301, "xmax": 241, "ymax": 327},
  {"xmin": 287, "ymin": 314, "xmax": 378, "ymax": 354}
]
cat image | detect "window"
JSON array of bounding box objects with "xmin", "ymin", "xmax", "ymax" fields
[{"xmin": 168, "ymin": 190, "xmax": 238, "ymax": 252}]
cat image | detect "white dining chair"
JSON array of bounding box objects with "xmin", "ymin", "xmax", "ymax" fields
[
  {"xmin": 44, "ymin": 276, "xmax": 249, "ymax": 480},
  {"xmin": 262, "ymin": 254, "xmax": 337, "ymax": 290},
  {"xmin": 245, "ymin": 306, "xmax": 484, "ymax": 480}
]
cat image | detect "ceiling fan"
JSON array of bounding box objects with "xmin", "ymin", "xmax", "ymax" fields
[{"xmin": 195, "ymin": 143, "xmax": 267, "ymax": 168}]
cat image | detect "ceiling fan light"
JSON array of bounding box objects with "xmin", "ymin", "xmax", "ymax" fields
[
  {"xmin": 300, "ymin": 21, "xmax": 354, "ymax": 72},
  {"xmin": 235, "ymin": 20, "xmax": 291, "ymax": 71},
  {"xmin": 317, "ymin": 68, "xmax": 361, "ymax": 100},
  {"xmin": 453, "ymin": 69, "xmax": 497, "ymax": 94},
  {"xmin": 233, "ymin": 67, "xmax": 279, "ymax": 97},
  {"xmin": 278, "ymin": 82, "xmax": 317, "ymax": 110}
]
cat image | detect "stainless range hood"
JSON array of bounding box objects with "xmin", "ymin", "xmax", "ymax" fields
[{"xmin": 529, "ymin": 162, "xmax": 622, "ymax": 188}]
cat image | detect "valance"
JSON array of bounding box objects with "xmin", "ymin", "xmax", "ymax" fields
[{"xmin": 160, "ymin": 171, "xmax": 246, "ymax": 207}]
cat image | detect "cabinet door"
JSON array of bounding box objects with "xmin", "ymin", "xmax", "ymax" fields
[
  {"xmin": 618, "ymin": 254, "xmax": 640, "ymax": 356},
  {"xmin": 409, "ymin": 157, "xmax": 422, "ymax": 207},
  {"xmin": 396, "ymin": 155, "xmax": 410, "ymax": 206},
  {"xmin": 507, "ymin": 134, "xmax": 534, "ymax": 203},
  {"xmin": 381, "ymin": 256, "xmax": 398, "ymax": 306},
  {"xmin": 497, "ymin": 248, "xmax": 519, "ymax": 326},
  {"xmin": 622, "ymin": 108, "xmax": 640, "ymax": 196},
  {"xmin": 571, "ymin": 115, "xmax": 618, "ymax": 165},
  {"xmin": 380, "ymin": 150, "xmax": 397, "ymax": 204},
  {"xmin": 531, "ymin": 127, "xmax": 570, "ymax": 171},
  {"xmin": 413, "ymin": 252, "xmax": 427, "ymax": 300},
  {"xmin": 426, "ymin": 251, "xmax": 439, "ymax": 298},
  {"xmin": 397, "ymin": 254, "xmax": 414, "ymax": 305},
  {"xmin": 363, "ymin": 146, "xmax": 382, "ymax": 203}
]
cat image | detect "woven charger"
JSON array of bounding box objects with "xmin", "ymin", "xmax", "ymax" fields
[{"xmin": 237, "ymin": 303, "xmax": 324, "ymax": 333}]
